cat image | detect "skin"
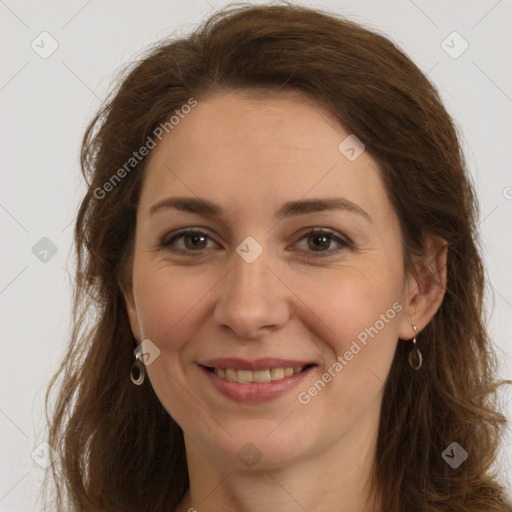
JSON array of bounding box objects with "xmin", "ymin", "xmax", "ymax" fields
[{"xmin": 123, "ymin": 89, "xmax": 447, "ymax": 512}]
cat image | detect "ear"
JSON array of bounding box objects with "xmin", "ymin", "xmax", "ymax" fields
[
  {"xmin": 121, "ymin": 280, "xmax": 142, "ymax": 344},
  {"xmin": 118, "ymin": 235, "xmax": 142, "ymax": 344},
  {"xmin": 398, "ymin": 233, "xmax": 448, "ymax": 340}
]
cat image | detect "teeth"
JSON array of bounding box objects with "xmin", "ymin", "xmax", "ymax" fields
[
  {"xmin": 253, "ymin": 369, "xmax": 271, "ymax": 383},
  {"xmin": 214, "ymin": 366, "xmax": 304, "ymax": 383},
  {"xmin": 237, "ymin": 370, "xmax": 253, "ymax": 383},
  {"xmin": 270, "ymin": 368, "xmax": 284, "ymax": 380}
]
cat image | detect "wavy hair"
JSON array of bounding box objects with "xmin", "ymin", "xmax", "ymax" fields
[{"xmin": 43, "ymin": 2, "xmax": 511, "ymax": 511}]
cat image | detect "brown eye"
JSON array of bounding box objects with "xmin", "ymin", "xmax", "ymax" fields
[
  {"xmin": 160, "ymin": 227, "xmax": 352, "ymax": 258},
  {"xmin": 294, "ymin": 228, "xmax": 352, "ymax": 258},
  {"xmin": 161, "ymin": 229, "xmax": 216, "ymax": 252},
  {"xmin": 307, "ymin": 232, "xmax": 332, "ymax": 251}
]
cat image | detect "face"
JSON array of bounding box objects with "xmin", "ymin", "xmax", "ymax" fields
[{"xmin": 124, "ymin": 90, "xmax": 416, "ymax": 469}]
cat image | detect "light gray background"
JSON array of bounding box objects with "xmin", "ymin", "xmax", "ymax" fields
[{"xmin": 1, "ymin": 0, "xmax": 511, "ymax": 510}]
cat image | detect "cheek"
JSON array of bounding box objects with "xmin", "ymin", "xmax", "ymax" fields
[
  {"xmin": 294, "ymin": 263, "xmax": 403, "ymax": 340},
  {"xmin": 132, "ymin": 268, "xmax": 211, "ymax": 421},
  {"xmin": 133, "ymin": 265, "xmax": 220, "ymax": 354},
  {"xmin": 293, "ymin": 266, "xmax": 402, "ymax": 395}
]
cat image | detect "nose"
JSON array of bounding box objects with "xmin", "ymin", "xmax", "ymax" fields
[{"xmin": 213, "ymin": 248, "xmax": 291, "ymax": 339}]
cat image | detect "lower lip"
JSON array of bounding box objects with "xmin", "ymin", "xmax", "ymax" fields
[{"xmin": 199, "ymin": 365, "xmax": 315, "ymax": 404}]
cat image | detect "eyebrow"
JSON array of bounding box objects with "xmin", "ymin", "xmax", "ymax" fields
[
  {"xmin": 149, "ymin": 196, "xmax": 372, "ymax": 222},
  {"xmin": 149, "ymin": 197, "xmax": 372, "ymax": 222}
]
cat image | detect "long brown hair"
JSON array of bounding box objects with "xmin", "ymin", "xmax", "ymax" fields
[{"xmin": 43, "ymin": 2, "xmax": 511, "ymax": 511}]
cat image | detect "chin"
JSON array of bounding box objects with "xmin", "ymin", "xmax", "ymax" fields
[{"xmin": 198, "ymin": 421, "xmax": 319, "ymax": 471}]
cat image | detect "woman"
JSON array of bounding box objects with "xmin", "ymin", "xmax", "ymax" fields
[{"xmin": 43, "ymin": 2, "xmax": 511, "ymax": 511}]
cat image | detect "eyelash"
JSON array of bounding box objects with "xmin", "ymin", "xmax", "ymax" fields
[{"xmin": 159, "ymin": 227, "xmax": 353, "ymax": 259}]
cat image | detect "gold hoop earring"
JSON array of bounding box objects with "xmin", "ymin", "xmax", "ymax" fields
[{"xmin": 408, "ymin": 324, "xmax": 423, "ymax": 370}]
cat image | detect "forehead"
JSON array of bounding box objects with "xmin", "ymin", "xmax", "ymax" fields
[{"xmin": 139, "ymin": 90, "xmax": 393, "ymax": 225}]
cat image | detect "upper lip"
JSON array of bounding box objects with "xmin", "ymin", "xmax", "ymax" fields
[{"xmin": 199, "ymin": 358, "xmax": 317, "ymax": 371}]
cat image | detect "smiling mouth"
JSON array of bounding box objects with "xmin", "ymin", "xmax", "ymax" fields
[{"xmin": 202, "ymin": 364, "xmax": 316, "ymax": 383}]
